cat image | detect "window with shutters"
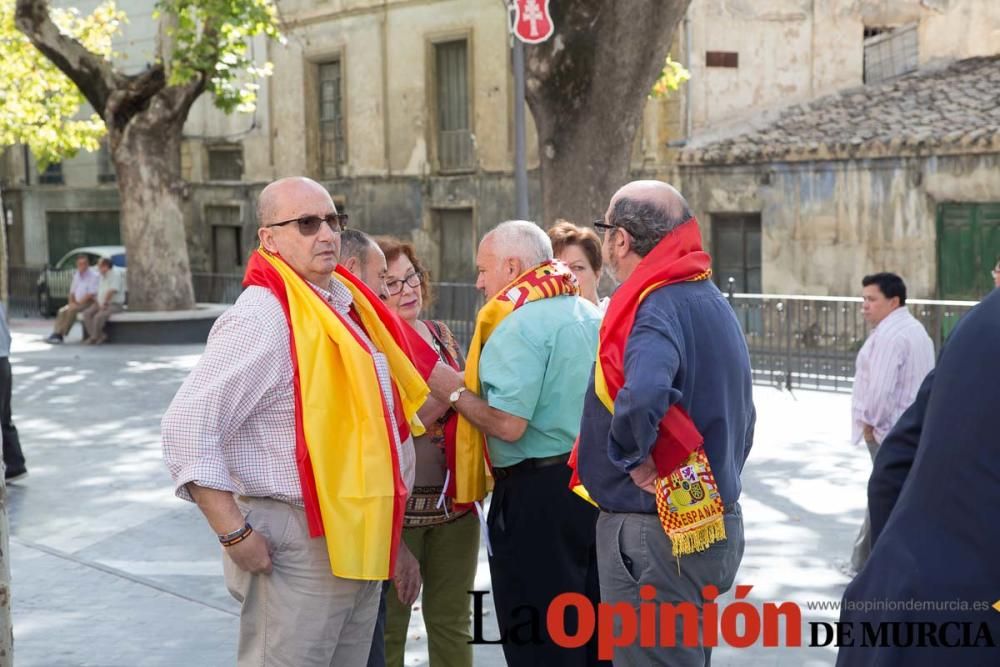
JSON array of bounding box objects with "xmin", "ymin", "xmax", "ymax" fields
[
  {"xmin": 98, "ymin": 139, "xmax": 116, "ymax": 183},
  {"xmin": 436, "ymin": 208, "xmax": 475, "ymax": 282},
  {"xmin": 206, "ymin": 205, "xmax": 245, "ymax": 274},
  {"xmin": 45, "ymin": 210, "xmax": 120, "ymax": 265},
  {"xmin": 863, "ymin": 23, "xmax": 918, "ymax": 84},
  {"xmin": 937, "ymin": 203, "xmax": 1000, "ymax": 300},
  {"xmin": 711, "ymin": 213, "xmax": 762, "ymax": 294},
  {"xmin": 319, "ymin": 60, "xmax": 346, "ymax": 175},
  {"xmin": 207, "ymin": 145, "xmax": 244, "ymax": 181},
  {"xmin": 39, "ymin": 162, "xmax": 64, "ymax": 185},
  {"xmin": 434, "ymin": 39, "xmax": 474, "ymax": 172}
]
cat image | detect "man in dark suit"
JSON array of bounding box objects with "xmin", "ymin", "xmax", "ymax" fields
[{"xmin": 837, "ymin": 289, "xmax": 1000, "ymax": 666}]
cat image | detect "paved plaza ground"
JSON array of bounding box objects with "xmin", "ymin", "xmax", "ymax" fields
[{"xmin": 3, "ymin": 317, "xmax": 872, "ymax": 666}]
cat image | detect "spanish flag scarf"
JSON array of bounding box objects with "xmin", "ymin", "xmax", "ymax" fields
[
  {"xmin": 570, "ymin": 219, "xmax": 727, "ymax": 557},
  {"xmin": 452, "ymin": 261, "xmax": 579, "ymax": 503},
  {"xmin": 243, "ymin": 249, "xmax": 431, "ymax": 580}
]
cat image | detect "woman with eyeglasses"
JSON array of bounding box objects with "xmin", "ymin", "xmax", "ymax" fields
[{"xmin": 374, "ymin": 236, "xmax": 479, "ymax": 667}]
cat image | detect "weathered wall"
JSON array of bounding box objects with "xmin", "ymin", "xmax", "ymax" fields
[
  {"xmin": 681, "ymin": 0, "xmax": 1000, "ymax": 138},
  {"xmin": 271, "ymin": 0, "xmax": 538, "ymax": 180},
  {"xmin": 680, "ymin": 152, "xmax": 1000, "ymax": 298}
]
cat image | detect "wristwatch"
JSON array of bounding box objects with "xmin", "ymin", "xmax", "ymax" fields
[{"xmin": 449, "ymin": 386, "xmax": 467, "ymax": 404}]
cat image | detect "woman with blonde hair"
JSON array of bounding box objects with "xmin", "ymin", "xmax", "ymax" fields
[{"xmin": 374, "ymin": 236, "xmax": 479, "ymax": 667}]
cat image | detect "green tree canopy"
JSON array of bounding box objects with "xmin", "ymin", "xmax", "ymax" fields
[{"xmin": 0, "ymin": 0, "xmax": 121, "ymax": 167}]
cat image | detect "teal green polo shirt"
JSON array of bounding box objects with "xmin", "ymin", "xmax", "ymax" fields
[{"xmin": 478, "ymin": 295, "xmax": 601, "ymax": 468}]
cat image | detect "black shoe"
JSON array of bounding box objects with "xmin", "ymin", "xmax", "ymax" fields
[
  {"xmin": 5, "ymin": 468, "xmax": 28, "ymax": 483},
  {"xmin": 44, "ymin": 333, "xmax": 63, "ymax": 344}
]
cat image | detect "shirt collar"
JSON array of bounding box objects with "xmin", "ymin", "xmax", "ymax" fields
[
  {"xmin": 875, "ymin": 305, "xmax": 907, "ymax": 328},
  {"xmin": 309, "ymin": 276, "xmax": 353, "ymax": 314}
]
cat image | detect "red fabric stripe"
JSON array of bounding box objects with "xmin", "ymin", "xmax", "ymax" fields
[
  {"xmin": 598, "ymin": 219, "xmax": 712, "ymax": 474},
  {"xmin": 243, "ymin": 252, "xmax": 413, "ymax": 544},
  {"xmin": 335, "ymin": 265, "xmax": 439, "ymax": 380}
]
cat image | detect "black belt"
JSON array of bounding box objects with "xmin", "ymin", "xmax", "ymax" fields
[{"xmin": 492, "ymin": 453, "xmax": 570, "ymax": 481}]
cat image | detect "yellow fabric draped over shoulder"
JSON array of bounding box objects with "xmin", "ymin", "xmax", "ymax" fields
[
  {"xmin": 455, "ymin": 261, "xmax": 579, "ymax": 503},
  {"xmin": 257, "ymin": 250, "xmax": 428, "ymax": 579}
]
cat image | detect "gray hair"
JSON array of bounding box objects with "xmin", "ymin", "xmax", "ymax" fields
[
  {"xmin": 339, "ymin": 229, "xmax": 375, "ymax": 267},
  {"xmin": 486, "ymin": 220, "xmax": 553, "ymax": 267},
  {"xmin": 609, "ymin": 197, "xmax": 693, "ymax": 257}
]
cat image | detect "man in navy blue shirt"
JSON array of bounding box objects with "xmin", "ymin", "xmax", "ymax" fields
[
  {"xmin": 577, "ymin": 180, "xmax": 755, "ymax": 666},
  {"xmin": 837, "ymin": 289, "xmax": 1000, "ymax": 667}
]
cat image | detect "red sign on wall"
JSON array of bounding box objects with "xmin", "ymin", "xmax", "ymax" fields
[{"xmin": 513, "ymin": 0, "xmax": 554, "ymax": 44}]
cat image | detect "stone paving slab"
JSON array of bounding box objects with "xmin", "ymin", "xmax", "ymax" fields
[{"xmin": 3, "ymin": 318, "xmax": 869, "ymax": 665}]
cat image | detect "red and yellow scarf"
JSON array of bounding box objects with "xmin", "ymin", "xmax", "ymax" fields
[
  {"xmin": 569, "ymin": 219, "xmax": 727, "ymax": 557},
  {"xmin": 452, "ymin": 260, "xmax": 579, "ymax": 503},
  {"xmin": 243, "ymin": 249, "xmax": 432, "ymax": 580}
]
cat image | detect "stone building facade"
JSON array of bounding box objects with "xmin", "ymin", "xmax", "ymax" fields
[
  {"xmin": 678, "ymin": 55, "xmax": 1000, "ymax": 300},
  {"xmin": 2, "ymin": 0, "xmax": 998, "ymax": 298}
]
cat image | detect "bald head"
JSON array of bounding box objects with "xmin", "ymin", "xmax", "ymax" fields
[
  {"xmin": 256, "ymin": 177, "xmax": 333, "ymax": 227},
  {"xmin": 606, "ymin": 180, "xmax": 692, "ymax": 257}
]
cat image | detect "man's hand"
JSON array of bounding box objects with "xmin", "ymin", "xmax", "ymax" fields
[
  {"xmin": 393, "ymin": 542, "xmax": 422, "ymax": 606},
  {"xmin": 629, "ymin": 458, "xmax": 659, "ymax": 495},
  {"xmin": 863, "ymin": 423, "xmax": 875, "ymax": 443},
  {"xmin": 225, "ymin": 530, "xmax": 273, "ymax": 574},
  {"xmin": 427, "ymin": 362, "xmax": 464, "ymax": 403}
]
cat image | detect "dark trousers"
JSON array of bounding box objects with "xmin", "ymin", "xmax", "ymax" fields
[
  {"xmin": 488, "ymin": 462, "xmax": 604, "ymax": 666},
  {"xmin": 0, "ymin": 357, "xmax": 25, "ymax": 474}
]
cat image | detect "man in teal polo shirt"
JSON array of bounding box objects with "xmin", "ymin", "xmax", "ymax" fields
[{"xmin": 427, "ymin": 220, "xmax": 602, "ymax": 666}]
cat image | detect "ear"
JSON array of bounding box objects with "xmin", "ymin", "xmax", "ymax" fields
[
  {"xmin": 258, "ymin": 227, "xmax": 278, "ymax": 254},
  {"xmin": 507, "ymin": 258, "xmax": 524, "ymax": 278},
  {"xmin": 613, "ymin": 228, "xmax": 631, "ymax": 259}
]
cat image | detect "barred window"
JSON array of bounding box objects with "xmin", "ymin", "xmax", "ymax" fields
[{"xmin": 319, "ymin": 60, "xmax": 346, "ymax": 175}]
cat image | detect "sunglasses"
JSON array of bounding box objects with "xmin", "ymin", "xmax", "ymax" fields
[
  {"xmin": 385, "ymin": 271, "xmax": 423, "ymax": 296},
  {"xmin": 266, "ymin": 212, "xmax": 348, "ymax": 235}
]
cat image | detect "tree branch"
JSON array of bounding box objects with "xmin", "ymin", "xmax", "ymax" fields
[{"xmin": 14, "ymin": 0, "xmax": 123, "ymax": 119}]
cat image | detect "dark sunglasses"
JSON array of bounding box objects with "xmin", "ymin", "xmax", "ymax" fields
[
  {"xmin": 266, "ymin": 212, "xmax": 348, "ymax": 235},
  {"xmin": 384, "ymin": 271, "xmax": 423, "ymax": 296}
]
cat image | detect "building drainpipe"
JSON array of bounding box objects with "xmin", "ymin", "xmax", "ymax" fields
[{"xmin": 684, "ymin": 12, "xmax": 692, "ymax": 142}]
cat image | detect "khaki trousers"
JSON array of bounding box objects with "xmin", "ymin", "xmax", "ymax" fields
[
  {"xmin": 83, "ymin": 303, "xmax": 123, "ymax": 339},
  {"xmin": 224, "ymin": 496, "xmax": 381, "ymax": 667},
  {"xmin": 850, "ymin": 437, "xmax": 881, "ymax": 572},
  {"xmin": 53, "ymin": 302, "xmax": 97, "ymax": 337}
]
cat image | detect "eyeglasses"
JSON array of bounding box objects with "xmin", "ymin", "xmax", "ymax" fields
[
  {"xmin": 266, "ymin": 212, "xmax": 348, "ymax": 235},
  {"xmin": 593, "ymin": 218, "xmax": 626, "ymax": 239},
  {"xmin": 385, "ymin": 270, "xmax": 422, "ymax": 296}
]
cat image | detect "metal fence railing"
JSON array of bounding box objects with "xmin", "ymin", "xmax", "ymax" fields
[
  {"xmin": 191, "ymin": 272, "xmax": 244, "ymax": 305},
  {"xmin": 728, "ymin": 293, "xmax": 977, "ymax": 392},
  {"xmin": 7, "ymin": 264, "xmax": 977, "ymax": 395},
  {"xmin": 7, "ymin": 266, "xmax": 45, "ymax": 317}
]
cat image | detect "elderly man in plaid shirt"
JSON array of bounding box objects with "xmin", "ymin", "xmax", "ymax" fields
[{"xmin": 162, "ymin": 177, "xmax": 423, "ymax": 667}]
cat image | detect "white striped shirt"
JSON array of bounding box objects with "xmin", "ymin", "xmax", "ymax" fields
[
  {"xmin": 851, "ymin": 307, "xmax": 935, "ymax": 445},
  {"xmin": 161, "ymin": 281, "xmax": 415, "ymax": 506}
]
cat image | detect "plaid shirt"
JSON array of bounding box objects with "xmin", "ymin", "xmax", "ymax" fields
[{"xmin": 162, "ymin": 281, "xmax": 415, "ymax": 506}]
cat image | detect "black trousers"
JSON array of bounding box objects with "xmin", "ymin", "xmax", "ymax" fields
[
  {"xmin": 1, "ymin": 357, "xmax": 26, "ymax": 474},
  {"xmin": 488, "ymin": 461, "xmax": 605, "ymax": 666}
]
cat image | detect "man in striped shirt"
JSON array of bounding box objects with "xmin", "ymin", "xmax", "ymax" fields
[{"xmin": 849, "ymin": 272, "xmax": 934, "ymax": 573}]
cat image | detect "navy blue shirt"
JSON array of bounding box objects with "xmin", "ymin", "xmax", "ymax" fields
[{"xmin": 577, "ymin": 280, "xmax": 755, "ymax": 514}]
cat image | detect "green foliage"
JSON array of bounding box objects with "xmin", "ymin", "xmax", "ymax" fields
[
  {"xmin": 0, "ymin": 0, "xmax": 123, "ymax": 168},
  {"xmin": 2, "ymin": 0, "xmax": 282, "ymax": 169},
  {"xmin": 648, "ymin": 54, "xmax": 690, "ymax": 100},
  {"xmin": 158, "ymin": 0, "xmax": 283, "ymax": 113}
]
